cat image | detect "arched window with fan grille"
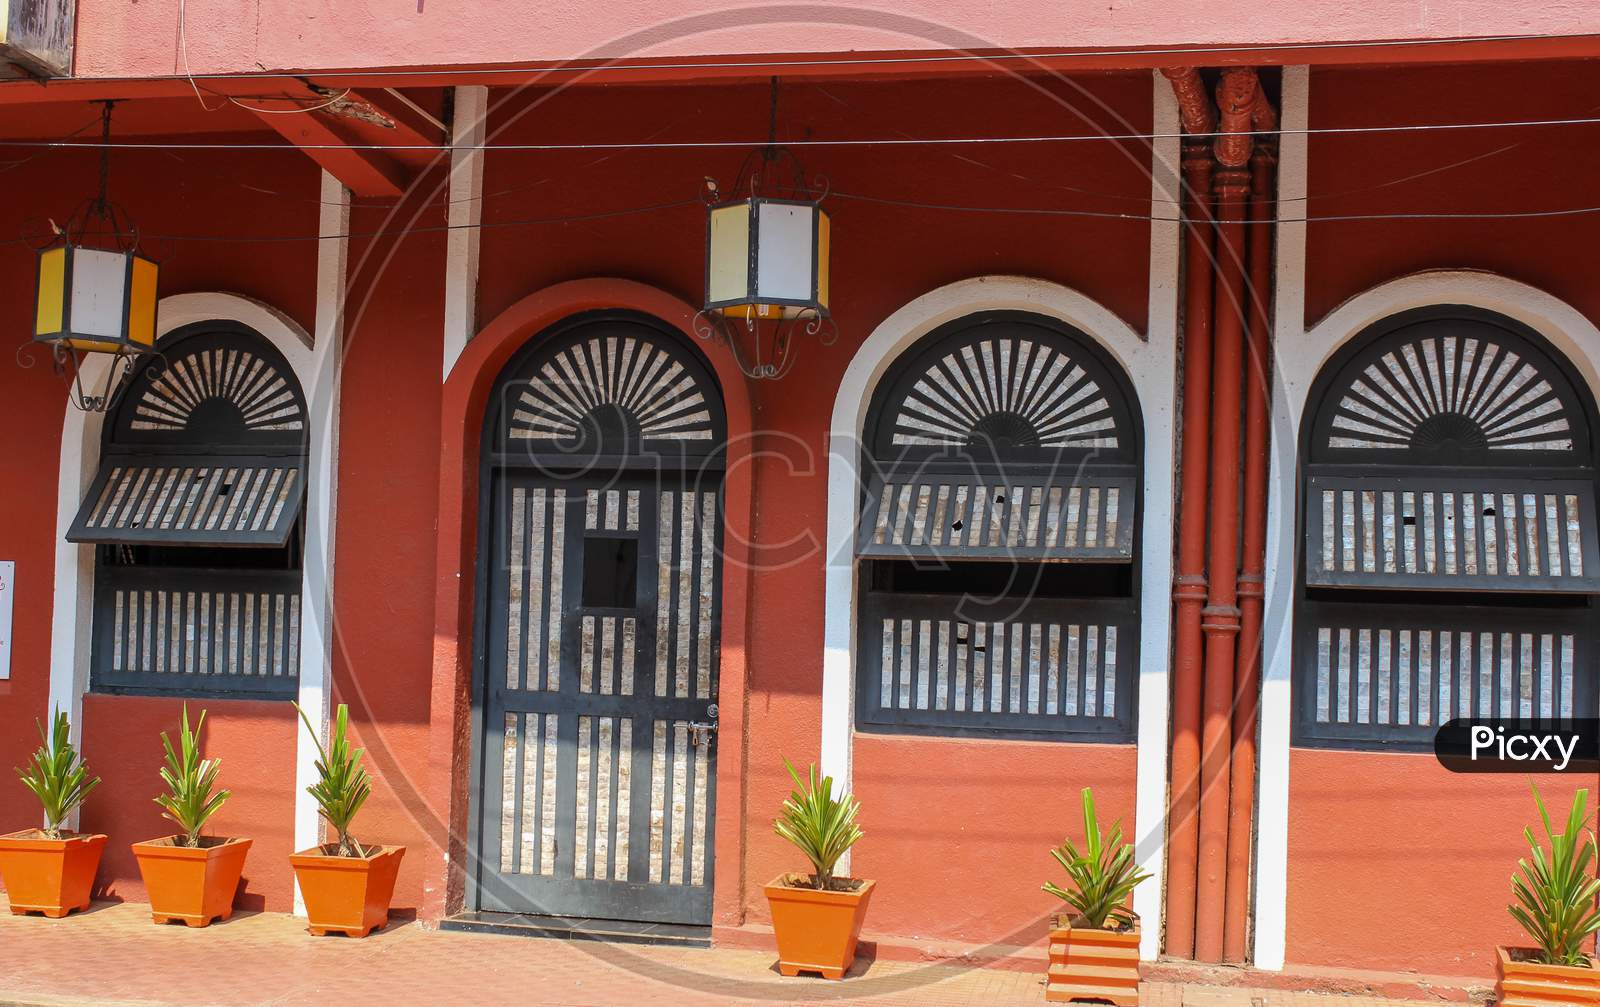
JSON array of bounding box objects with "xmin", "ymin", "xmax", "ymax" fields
[
  {"xmin": 855, "ymin": 311, "xmax": 1142, "ymax": 741},
  {"xmin": 66, "ymin": 322, "xmax": 309, "ymax": 699},
  {"xmin": 1295, "ymin": 306, "xmax": 1600, "ymax": 748}
]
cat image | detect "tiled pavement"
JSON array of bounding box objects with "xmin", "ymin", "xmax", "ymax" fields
[{"xmin": 0, "ymin": 901, "xmax": 1451, "ymax": 1007}]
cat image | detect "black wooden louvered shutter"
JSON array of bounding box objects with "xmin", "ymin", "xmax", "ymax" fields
[{"xmin": 1295, "ymin": 307, "xmax": 1600, "ymax": 749}]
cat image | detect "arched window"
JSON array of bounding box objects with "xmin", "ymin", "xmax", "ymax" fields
[
  {"xmin": 1295, "ymin": 306, "xmax": 1600, "ymax": 747},
  {"xmin": 855, "ymin": 310, "xmax": 1142, "ymax": 740},
  {"xmin": 68, "ymin": 322, "xmax": 309, "ymax": 698}
]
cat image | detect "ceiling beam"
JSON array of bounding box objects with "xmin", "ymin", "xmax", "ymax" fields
[{"xmin": 244, "ymin": 96, "xmax": 411, "ymax": 198}]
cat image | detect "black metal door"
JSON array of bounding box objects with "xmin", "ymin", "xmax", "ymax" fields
[{"xmin": 477, "ymin": 474, "xmax": 723, "ymax": 924}]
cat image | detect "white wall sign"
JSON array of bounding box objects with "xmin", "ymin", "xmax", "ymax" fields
[{"xmin": 0, "ymin": 560, "xmax": 14, "ymax": 680}]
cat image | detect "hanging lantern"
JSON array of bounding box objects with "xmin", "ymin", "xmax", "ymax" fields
[
  {"xmin": 33, "ymin": 242, "xmax": 159, "ymax": 355},
  {"xmin": 23, "ymin": 100, "xmax": 158, "ymax": 412},
  {"xmin": 695, "ymin": 77, "xmax": 837, "ymax": 381},
  {"xmin": 705, "ymin": 195, "xmax": 830, "ymax": 321}
]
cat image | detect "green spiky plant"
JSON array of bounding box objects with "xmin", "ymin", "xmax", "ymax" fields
[
  {"xmin": 1509, "ymin": 785, "xmax": 1600, "ymax": 968},
  {"xmin": 1042, "ymin": 787, "xmax": 1152, "ymax": 931},
  {"xmin": 155, "ymin": 705, "xmax": 229, "ymax": 848},
  {"xmin": 772, "ymin": 758, "xmax": 863, "ymax": 892},
  {"xmin": 16, "ymin": 710, "xmax": 100, "ymax": 839},
  {"xmin": 294, "ymin": 702, "xmax": 373, "ymax": 858}
]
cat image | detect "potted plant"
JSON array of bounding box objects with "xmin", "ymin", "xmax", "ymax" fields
[
  {"xmin": 764, "ymin": 758, "xmax": 872, "ymax": 980},
  {"xmin": 1042, "ymin": 788, "xmax": 1151, "ymax": 1006},
  {"xmin": 0, "ymin": 711, "xmax": 104, "ymax": 918},
  {"xmin": 1496, "ymin": 785, "xmax": 1600, "ymax": 1007},
  {"xmin": 130, "ymin": 705, "xmax": 250, "ymax": 927},
  {"xmin": 288, "ymin": 702, "xmax": 405, "ymax": 937}
]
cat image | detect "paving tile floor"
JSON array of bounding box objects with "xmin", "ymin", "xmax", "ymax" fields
[{"xmin": 0, "ymin": 901, "xmax": 1452, "ymax": 1007}]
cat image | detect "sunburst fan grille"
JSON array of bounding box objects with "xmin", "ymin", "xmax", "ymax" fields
[
  {"xmin": 130, "ymin": 345, "xmax": 305, "ymax": 434},
  {"xmin": 502, "ymin": 325, "xmax": 723, "ymax": 454},
  {"xmin": 886, "ymin": 334, "xmax": 1124, "ymax": 456},
  {"xmin": 1324, "ymin": 332, "xmax": 1577, "ymax": 456}
]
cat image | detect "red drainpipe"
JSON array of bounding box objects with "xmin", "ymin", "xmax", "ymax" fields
[
  {"xmin": 1223, "ymin": 88, "xmax": 1278, "ymax": 965},
  {"xmin": 1160, "ymin": 65, "xmax": 1216, "ymax": 962},
  {"xmin": 1194, "ymin": 67, "xmax": 1258, "ymax": 965}
]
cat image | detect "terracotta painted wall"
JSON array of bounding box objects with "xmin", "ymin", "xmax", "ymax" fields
[
  {"xmin": 852, "ymin": 737, "xmax": 1138, "ymax": 946},
  {"xmin": 1304, "ymin": 60, "xmax": 1600, "ymax": 329},
  {"xmin": 0, "ymin": 127, "xmax": 321, "ymax": 911},
  {"xmin": 326, "ymin": 190, "xmax": 453, "ymax": 914},
  {"xmin": 1284, "ymin": 751, "xmax": 1595, "ymax": 977},
  {"xmin": 0, "ymin": 285, "xmax": 69, "ymax": 838},
  {"xmin": 1287, "ymin": 59, "xmax": 1600, "ymax": 978},
  {"xmin": 77, "ymin": 695, "xmax": 298, "ymax": 911},
  {"xmin": 472, "ymin": 71, "xmax": 1153, "ymax": 943}
]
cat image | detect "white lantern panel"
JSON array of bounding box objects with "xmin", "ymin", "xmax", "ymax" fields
[
  {"xmin": 707, "ymin": 203, "xmax": 751, "ymax": 304},
  {"xmin": 69, "ymin": 248, "xmax": 131, "ymax": 339},
  {"xmin": 756, "ymin": 202, "xmax": 814, "ymax": 303}
]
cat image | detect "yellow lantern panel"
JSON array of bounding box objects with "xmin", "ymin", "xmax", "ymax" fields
[
  {"xmin": 34, "ymin": 245, "xmax": 65, "ymax": 337},
  {"xmin": 127, "ymin": 255, "xmax": 158, "ymax": 350},
  {"xmin": 707, "ymin": 203, "xmax": 752, "ymax": 305},
  {"xmin": 815, "ymin": 210, "xmax": 831, "ymax": 312}
]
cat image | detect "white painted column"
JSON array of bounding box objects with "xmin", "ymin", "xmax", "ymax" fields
[
  {"xmin": 1132, "ymin": 70, "xmax": 1182, "ymax": 962},
  {"xmin": 292, "ymin": 171, "xmax": 351, "ymax": 913},
  {"xmin": 47, "ymin": 356, "xmax": 111, "ymax": 826},
  {"xmin": 442, "ymin": 85, "xmax": 488, "ymax": 380},
  {"xmin": 1252, "ymin": 63, "xmax": 1310, "ymax": 973}
]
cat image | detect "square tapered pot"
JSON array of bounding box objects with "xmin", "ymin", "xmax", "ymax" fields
[
  {"xmin": 131, "ymin": 835, "xmax": 251, "ymax": 927},
  {"xmin": 290, "ymin": 845, "xmax": 405, "ymax": 937},
  {"xmin": 764, "ymin": 874, "xmax": 875, "ymax": 980},
  {"xmin": 0, "ymin": 830, "xmax": 106, "ymax": 918},
  {"xmin": 1496, "ymin": 946, "xmax": 1600, "ymax": 1007},
  {"xmin": 1047, "ymin": 915, "xmax": 1141, "ymax": 1006}
]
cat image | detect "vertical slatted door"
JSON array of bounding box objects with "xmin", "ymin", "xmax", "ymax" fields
[{"xmin": 478, "ymin": 476, "xmax": 723, "ymax": 924}]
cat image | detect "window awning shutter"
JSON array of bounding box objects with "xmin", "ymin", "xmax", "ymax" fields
[
  {"xmin": 1304, "ymin": 472, "xmax": 1600, "ymax": 593},
  {"xmin": 856, "ymin": 471, "xmax": 1135, "ymax": 562},
  {"xmin": 68, "ymin": 454, "xmax": 304, "ymax": 548}
]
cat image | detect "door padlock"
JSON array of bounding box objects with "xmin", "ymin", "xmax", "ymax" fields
[{"xmin": 687, "ymin": 720, "xmax": 718, "ymax": 749}]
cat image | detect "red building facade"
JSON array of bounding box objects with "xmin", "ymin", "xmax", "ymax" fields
[{"xmin": 1, "ymin": 10, "xmax": 1598, "ymax": 987}]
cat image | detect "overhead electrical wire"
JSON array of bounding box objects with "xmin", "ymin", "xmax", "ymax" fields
[
  {"xmin": 8, "ymin": 113, "xmax": 1600, "ymax": 151},
  {"xmin": 6, "ymin": 191, "xmax": 1598, "ymax": 249}
]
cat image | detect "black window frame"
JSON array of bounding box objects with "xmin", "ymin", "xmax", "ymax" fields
[
  {"xmin": 853, "ymin": 310, "xmax": 1144, "ymax": 743},
  {"xmin": 1293, "ymin": 306, "xmax": 1600, "ymax": 750},
  {"xmin": 83, "ymin": 321, "xmax": 309, "ymax": 701}
]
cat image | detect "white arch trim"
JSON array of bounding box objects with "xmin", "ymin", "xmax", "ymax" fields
[
  {"xmin": 1300, "ymin": 270, "xmax": 1600, "ymax": 408},
  {"xmin": 820, "ymin": 273, "xmax": 1178, "ymax": 960},
  {"xmin": 1254, "ymin": 266, "xmax": 1600, "ymax": 968},
  {"xmin": 46, "ymin": 173, "xmax": 348, "ymax": 919}
]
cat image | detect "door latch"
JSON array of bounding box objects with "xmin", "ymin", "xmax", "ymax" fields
[{"xmin": 687, "ymin": 720, "xmax": 718, "ymax": 749}]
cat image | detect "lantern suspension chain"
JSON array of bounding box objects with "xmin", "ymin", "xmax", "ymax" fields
[{"xmin": 94, "ymin": 100, "xmax": 113, "ymax": 222}]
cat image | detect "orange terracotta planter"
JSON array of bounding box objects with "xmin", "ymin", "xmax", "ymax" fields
[
  {"xmin": 289, "ymin": 845, "xmax": 405, "ymax": 937},
  {"xmin": 1496, "ymin": 946, "xmax": 1600, "ymax": 1007},
  {"xmin": 0, "ymin": 830, "xmax": 107, "ymax": 918},
  {"xmin": 1046, "ymin": 915, "xmax": 1142, "ymax": 1006},
  {"xmin": 130, "ymin": 836, "xmax": 252, "ymax": 928},
  {"xmin": 764, "ymin": 874, "xmax": 875, "ymax": 980}
]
